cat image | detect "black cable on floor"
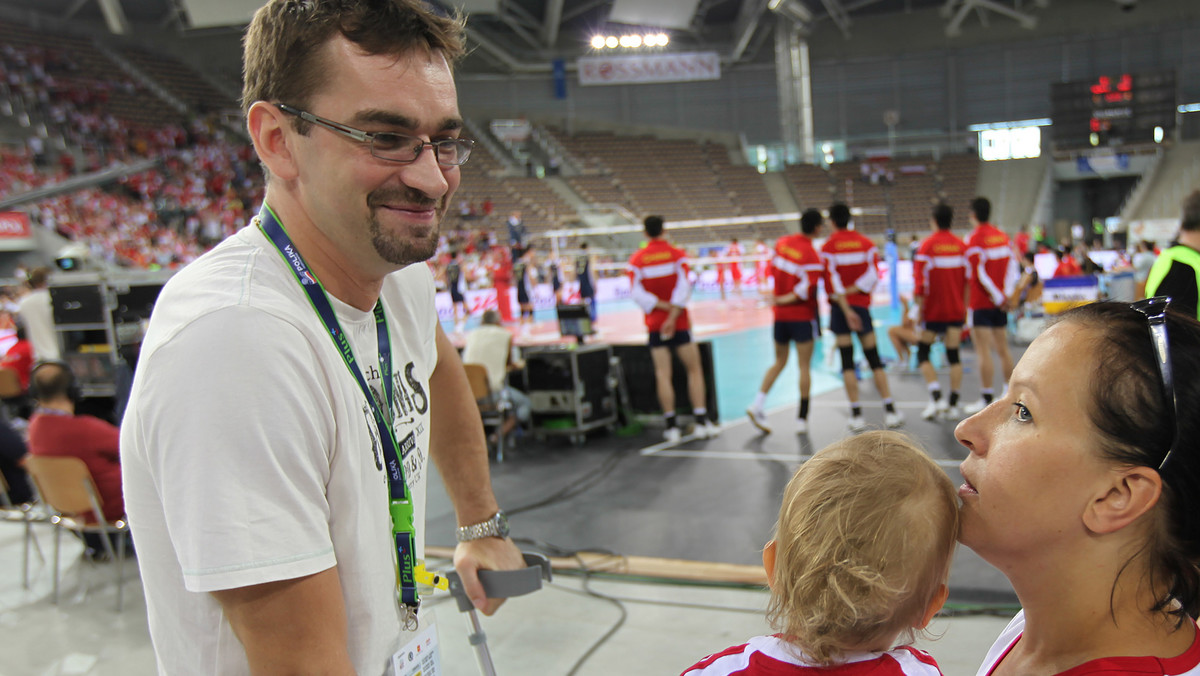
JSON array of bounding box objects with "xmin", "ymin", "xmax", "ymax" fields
[
  {"xmin": 513, "ymin": 537, "xmax": 628, "ymax": 676},
  {"xmin": 506, "ymin": 445, "xmax": 635, "ymax": 516}
]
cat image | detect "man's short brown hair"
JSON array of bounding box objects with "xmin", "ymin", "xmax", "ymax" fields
[
  {"xmin": 241, "ymin": 0, "xmax": 466, "ymax": 123},
  {"xmin": 1182, "ymin": 189, "xmax": 1200, "ymax": 232}
]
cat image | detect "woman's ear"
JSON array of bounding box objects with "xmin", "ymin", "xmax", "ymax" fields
[
  {"xmin": 1084, "ymin": 466, "xmax": 1162, "ymax": 535},
  {"xmin": 762, "ymin": 540, "xmax": 777, "ymax": 590}
]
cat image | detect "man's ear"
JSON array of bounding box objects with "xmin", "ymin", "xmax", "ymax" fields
[
  {"xmin": 917, "ymin": 583, "xmax": 949, "ymax": 629},
  {"xmin": 762, "ymin": 540, "xmax": 777, "ymax": 590},
  {"xmin": 246, "ymin": 101, "xmax": 299, "ymax": 181},
  {"xmin": 1084, "ymin": 466, "xmax": 1162, "ymax": 535}
]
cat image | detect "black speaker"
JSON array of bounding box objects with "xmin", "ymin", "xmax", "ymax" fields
[
  {"xmin": 611, "ymin": 342, "xmax": 718, "ymax": 421},
  {"xmin": 523, "ymin": 344, "xmax": 615, "ymax": 428},
  {"xmin": 49, "ymin": 285, "xmax": 106, "ymax": 326}
]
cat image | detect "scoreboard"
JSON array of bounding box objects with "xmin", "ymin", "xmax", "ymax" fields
[{"xmin": 1050, "ymin": 71, "xmax": 1176, "ymax": 149}]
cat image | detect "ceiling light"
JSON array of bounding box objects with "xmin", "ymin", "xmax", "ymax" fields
[
  {"xmin": 590, "ymin": 35, "xmax": 605, "ymax": 49},
  {"xmin": 605, "ymin": 36, "xmax": 618, "ymax": 48}
]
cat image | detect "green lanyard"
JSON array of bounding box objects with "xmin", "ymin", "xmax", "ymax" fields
[{"xmin": 256, "ymin": 205, "xmax": 420, "ymax": 625}]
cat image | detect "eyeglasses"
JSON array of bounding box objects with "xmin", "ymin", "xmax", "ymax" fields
[
  {"xmin": 1131, "ymin": 296, "xmax": 1179, "ymax": 472},
  {"xmin": 274, "ymin": 103, "xmax": 474, "ymax": 166}
]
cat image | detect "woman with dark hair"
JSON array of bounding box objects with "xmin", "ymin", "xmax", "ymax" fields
[{"xmin": 956, "ymin": 298, "xmax": 1200, "ymax": 674}]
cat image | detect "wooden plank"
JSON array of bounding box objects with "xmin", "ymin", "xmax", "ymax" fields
[{"xmin": 425, "ymin": 546, "xmax": 767, "ymax": 587}]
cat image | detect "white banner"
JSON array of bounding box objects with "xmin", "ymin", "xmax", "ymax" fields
[{"xmin": 578, "ymin": 52, "xmax": 720, "ymax": 86}]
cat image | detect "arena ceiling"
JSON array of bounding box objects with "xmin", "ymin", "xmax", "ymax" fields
[{"xmin": 0, "ymin": 0, "xmax": 1180, "ymax": 74}]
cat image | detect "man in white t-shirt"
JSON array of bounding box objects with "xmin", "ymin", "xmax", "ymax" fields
[
  {"xmin": 16, "ymin": 266, "xmax": 60, "ymax": 361},
  {"xmin": 120, "ymin": 2, "xmax": 524, "ymax": 674}
]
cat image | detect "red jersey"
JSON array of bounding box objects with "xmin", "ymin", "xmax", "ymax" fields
[
  {"xmin": 821, "ymin": 229, "xmax": 880, "ymax": 308},
  {"xmin": 28, "ymin": 412, "xmax": 123, "ymax": 522},
  {"xmin": 754, "ymin": 242, "xmax": 770, "ymax": 277},
  {"xmin": 727, "ymin": 242, "xmax": 743, "ymax": 280},
  {"xmin": 682, "ymin": 635, "xmax": 944, "ymax": 675},
  {"xmin": 1053, "ymin": 256, "xmax": 1083, "ymax": 278},
  {"xmin": 628, "ymin": 238, "xmax": 692, "ymax": 332},
  {"xmin": 913, "ymin": 230, "xmax": 968, "ymax": 323},
  {"xmin": 1014, "ymin": 231, "xmax": 1030, "ymax": 256},
  {"xmin": 1, "ymin": 339, "xmax": 34, "ymax": 390},
  {"xmin": 981, "ymin": 611, "xmax": 1200, "ymax": 676},
  {"xmin": 489, "ymin": 249, "xmax": 513, "ymax": 286},
  {"xmin": 771, "ymin": 233, "xmax": 823, "ymax": 322},
  {"xmin": 966, "ymin": 223, "xmax": 1017, "ymax": 310}
]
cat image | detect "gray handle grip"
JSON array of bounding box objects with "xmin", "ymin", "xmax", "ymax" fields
[{"xmin": 446, "ymin": 552, "xmax": 552, "ymax": 612}]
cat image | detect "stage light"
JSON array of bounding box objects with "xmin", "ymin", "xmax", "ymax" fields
[
  {"xmin": 605, "ymin": 36, "xmax": 618, "ymax": 48},
  {"xmin": 590, "ymin": 35, "xmax": 606, "ymax": 49}
]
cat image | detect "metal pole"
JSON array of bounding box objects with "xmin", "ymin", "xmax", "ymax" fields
[{"xmin": 465, "ymin": 608, "xmax": 497, "ymax": 676}]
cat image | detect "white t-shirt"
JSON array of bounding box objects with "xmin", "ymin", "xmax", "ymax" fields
[
  {"xmin": 121, "ymin": 224, "xmax": 438, "ymax": 676},
  {"xmin": 461, "ymin": 324, "xmax": 511, "ymax": 392},
  {"xmin": 978, "ymin": 610, "xmax": 1200, "ymax": 675},
  {"xmin": 17, "ymin": 288, "xmax": 60, "ymax": 361}
]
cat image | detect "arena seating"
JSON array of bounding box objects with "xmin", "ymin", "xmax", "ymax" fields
[
  {"xmin": 2, "ymin": 13, "xmax": 984, "ymax": 274},
  {"xmin": 0, "ymin": 21, "xmax": 185, "ymax": 131},
  {"xmin": 116, "ymin": 46, "xmax": 239, "ymax": 115}
]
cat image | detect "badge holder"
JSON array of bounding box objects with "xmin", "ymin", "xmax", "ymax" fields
[{"xmin": 445, "ymin": 552, "xmax": 553, "ymax": 676}]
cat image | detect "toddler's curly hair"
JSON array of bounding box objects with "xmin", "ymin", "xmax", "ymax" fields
[{"xmin": 765, "ymin": 430, "xmax": 959, "ymax": 663}]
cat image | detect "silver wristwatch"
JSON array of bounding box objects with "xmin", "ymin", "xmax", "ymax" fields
[{"xmin": 456, "ymin": 510, "xmax": 510, "ymax": 542}]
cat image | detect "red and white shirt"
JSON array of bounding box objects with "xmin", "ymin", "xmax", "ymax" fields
[
  {"xmin": 771, "ymin": 233, "xmax": 824, "ymax": 322},
  {"xmin": 628, "ymin": 238, "xmax": 692, "ymax": 332},
  {"xmin": 682, "ymin": 635, "xmax": 944, "ymax": 675},
  {"xmin": 822, "ymin": 229, "xmax": 880, "ymax": 309},
  {"xmin": 966, "ymin": 222, "xmax": 1017, "ymax": 310},
  {"xmin": 979, "ymin": 611, "xmax": 1200, "ymax": 675},
  {"xmin": 727, "ymin": 241, "xmax": 744, "ymax": 279},
  {"xmin": 755, "ymin": 241, "xmax": 771, "ymax": 277},
  {"xmin": 913, "ymin": 230, "xmax": 968, "ymax": 323}
]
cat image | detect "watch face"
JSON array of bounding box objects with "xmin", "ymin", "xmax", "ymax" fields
[{"xmin": 495, "ymin": 512, "xmax": 510, "ymax": 537}]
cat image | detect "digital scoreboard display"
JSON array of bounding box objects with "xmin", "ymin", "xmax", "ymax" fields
[{"xmin": 1050, "ymin": 71, "xmax": 1176, "ymax": 149}]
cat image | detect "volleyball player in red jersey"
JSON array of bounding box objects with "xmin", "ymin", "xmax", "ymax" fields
[
  {"xmin": 822, "ymin": 203, "xmax": 903, "ymax": 432},
  {"xmin": 913, "ymin": 202, "xmax": 969, "ymax": 421},
  {"xmin": 628, "ymin": 216, "xmax": 719, "ymax": 443},
  {"xmin": 746, "ymin": 209, "xmax": 827, "ymax": 435},
  {"xmin": 962, "ymin": 197, "xmax": 1017, "ymax": 415}
]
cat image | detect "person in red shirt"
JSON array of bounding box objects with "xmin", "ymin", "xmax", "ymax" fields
[
  {"xmin": 1, "ymin": 322, "xmax": 34, "ymax": 392},
  {"xmin": 745, "ymin": 209, "xmax": 827, "ymax": 435},
  {"xmin": 753, "ymin": 238, "xmax": 771, "ymax": 290},
  {"xmin": 1052, "ymin": 247, "xmax": 1083, "ymax": 278},
  {"xmin": 963, "ymin": 197, "xmax": 1018, "ymax": 415},
  {"xmin": 1013, "ymin": 225, "xmax": 1031, "ymax": 258},
  {"xmin": 912, "ymin": 203, "xmax": 968, "ymax": 421},
  {"xmin": 488, "ymin": 244, "xmax": 515, "ymax": 323},
  {"xmin": 628, "ymin": 215, "xmax": 717, "ymax": 443},
  {"xmin": 726, "ymin": 238, "xmax": 744, "ymax": 298},
  {"xmin": 821, "ymin": 203, "xmax": 903, "ymax": 432},
  {"xmin": 27, "ymin": 361, "xmax": 127, "ymax": 560}
]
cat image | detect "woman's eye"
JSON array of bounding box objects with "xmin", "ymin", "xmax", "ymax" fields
[{"xmin": 1013, "ymin": 402, "xmax": 1032, "ymax": 423}]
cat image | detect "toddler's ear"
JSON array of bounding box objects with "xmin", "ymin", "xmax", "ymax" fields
[
  {"xmin": 762, "ymin": 540, "xmax": 777, "ymax": 590},
  {"xmin": 918, "ymin": 583, "xmax": 949, "ymax": 629}
]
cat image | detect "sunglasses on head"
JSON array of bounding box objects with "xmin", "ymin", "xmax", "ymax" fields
[{"xmin": 1130, "ymin": 296, "xmax": 1178, "ymax": 472}]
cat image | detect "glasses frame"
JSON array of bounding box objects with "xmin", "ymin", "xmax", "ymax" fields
[
  {"xmin": 274, "ymin": 103, "xmax": 474, "ymax": 167},
  {"xmin": 1131, "ymin": 296, "xmax": 1179, "ymax": 472}
]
